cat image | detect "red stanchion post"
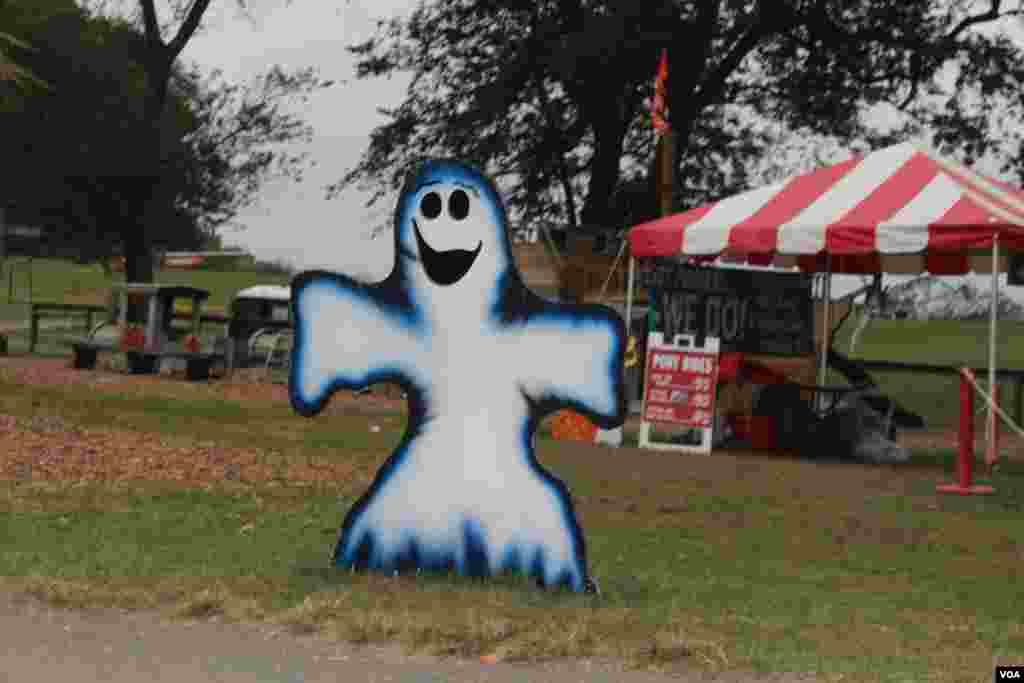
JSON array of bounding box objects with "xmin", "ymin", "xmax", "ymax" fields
[
  {"xmin": 961, "ymin": 370, "xmax": 974, "ymax": 487},
  {"xmin": 937, "ymin": 368, "xmax": 995, "ymax": 496}
]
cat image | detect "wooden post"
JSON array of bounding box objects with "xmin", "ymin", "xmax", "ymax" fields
[
  {"xmin": 0, "ymin": 207, "xmax": 5, "ymax": 299},
  {"xmin": 29, "ymin": 305, "xmax": 38, "ymax": 353},
  {"xmin": 192, "ymin": 297, "xmax": 202, "ymax": 338},
  {"xmin": 0, "ymin": 208, "xmax": 6, "ymax": 353},
  {"xmin": 657, "ymin": 130, "xmax": 676, "ymax": 218},
  {"xmin": 145, "ymin": 294, "xmax": 159, "ymax": 351}
]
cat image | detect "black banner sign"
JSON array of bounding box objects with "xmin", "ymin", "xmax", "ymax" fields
[{"xmin": 641, "ymin": 260, "xmax": 814, "ymax": 356}]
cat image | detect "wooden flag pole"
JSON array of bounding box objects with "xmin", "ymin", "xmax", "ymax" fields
[{"xmin": 658, "ymin": 129, "xmax": 675, "ymax": 218}]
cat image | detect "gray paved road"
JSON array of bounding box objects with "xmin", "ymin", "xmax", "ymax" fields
[{"xmin": 0, "ymin": 594, "xmax": 820, "ymax": 683}]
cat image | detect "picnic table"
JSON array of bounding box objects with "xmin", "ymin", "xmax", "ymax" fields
[{"xmin": 66, "ymin": 284, "xmax": 227, "ymax": 381}]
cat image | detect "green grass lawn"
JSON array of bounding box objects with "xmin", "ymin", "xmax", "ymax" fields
[
  {"xmin": 837, "ymin": 317, "xmax": 1024, "ymax": 366},
  {"xmin": 832, "ymin": 318, "xmax": 1024, "ymax": 430},
  {"xmin": 0, "ymin": 257, "xmax": 290, "ymax": 319},
  {"xmin": 2, "ymin": 261, "xmax": 1024, "ymax": 679},
  {"xmin": 0, "ymin": 257, "xmax": 291, "ymax": 358},
  {"xmin": 1, "ymin": 373, "xmax": 1023, "ymax": 681}
]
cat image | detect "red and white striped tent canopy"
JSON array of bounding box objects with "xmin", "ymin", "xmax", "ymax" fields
[{"xmin": 628, "ymin": 143, "xmax": 1024, "ymax": 274}]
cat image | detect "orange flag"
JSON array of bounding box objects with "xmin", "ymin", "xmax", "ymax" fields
[{"xmin": 651, "ymin": 48, "xmax": 670, "ymax": 135}]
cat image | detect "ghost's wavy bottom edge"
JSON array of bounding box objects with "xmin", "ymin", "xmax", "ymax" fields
[{"xmin": 333, "ymin": 522, "xmax": 595, "ymax": 593}]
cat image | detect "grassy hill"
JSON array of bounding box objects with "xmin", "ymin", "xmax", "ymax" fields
[
  {"xmin": 825, "ymin": 316, "xmax": 1024, "ymax": 430},
  {"xmin": 836, "ymin": 317, "xmax": 1024, "ymax": 367},
  {"xmin": 0, "ymin": 258, "xmax": 291, "ymax": 322}
]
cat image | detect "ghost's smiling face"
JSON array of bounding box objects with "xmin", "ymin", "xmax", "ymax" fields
[
  {"xmin": 412, "ymin": 182, "xmax": 484, "ymax": 286},
  {"xmin": 394, "ymin": 160, "xmax": 515, "ymax": 310}
]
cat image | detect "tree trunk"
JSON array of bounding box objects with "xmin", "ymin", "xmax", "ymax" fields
[
  {"xmin": 666, "ymin": 71, "xmax": 703, "ymax": 203},
  {"xmin": 122, "ymin": 221, "xmax": 154, "ymax": 324},
  {"xmin": 121, "ymin": 59, "xmax": 170, "ymax": 323},
  {"xmin": 122, "ymin": 60, "xmax": 170, "ymax": 289},
  {"xmin": 580, "ymin": 117, "xmax": 628, "ymax": 227},
  {"xmin": 120, "ymin": 173, "xmax": 160, "ymax": 301},
  {"xmin": 124, "ymin": 226, "xmax": 155, "ymax": 284}
]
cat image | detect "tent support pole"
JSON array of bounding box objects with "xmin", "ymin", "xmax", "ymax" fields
[
  {"xmin": 817, "ymin": 256, "xmax": 832, "ymax": 412},
  {"xmin": 625, "ymin": 254, "xmax": 635, "ymax": 334},
  {"xmin": 988, "ymin": 236, "xmax": 999, "ymax": 468},
  {"xmin": 625, "ymin": 254, "xmax": 636, "ymax": 414}
]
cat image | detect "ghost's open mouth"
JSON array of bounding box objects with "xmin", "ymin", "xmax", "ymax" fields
[{"xmin": 412, "ymin": 220, "xmax": 482, "ymax": 286}]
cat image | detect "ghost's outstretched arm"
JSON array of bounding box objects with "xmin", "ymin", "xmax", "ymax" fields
[
  {"xmin": 517, "ymin": 308, "xmax": 627, "ymax": 429},
  {"xmin": 289, "ymin": 272, "xmax": 422, "ymax": 417}
]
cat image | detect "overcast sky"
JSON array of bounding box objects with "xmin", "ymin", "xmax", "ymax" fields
[
  {"xmin": 179, "ymin": 0, "xmax": 418, "ymax": 280},
  {"xmin": 173, "ymin": 0, "xmax": 1024, "ymax": 301}
]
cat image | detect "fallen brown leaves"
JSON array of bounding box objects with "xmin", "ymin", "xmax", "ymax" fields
[
  {"xmin": 0, "ymin": 412, "xmax": 363, "ymax": 487},
  {"xmin": 0, "ymin": 357, "xmax": 404, "ymax": 488},
  {"xmin": 0, "ymin": 358, "xmax": 114, "ymax": 390},
  {"xmin": 0, "ymin": 358, "xmax": 406, "ymax": 417}
]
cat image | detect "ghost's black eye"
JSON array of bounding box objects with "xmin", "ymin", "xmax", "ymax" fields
[
  {"xmin": 448, "ymin": 189, "xmax": 470, "ymax": 220},
  {"xmin": 421, "ymin": 192, "xmax": 442, "ymax": 219}
]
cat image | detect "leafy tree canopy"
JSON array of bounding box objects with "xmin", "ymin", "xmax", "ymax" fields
[
  {"xmin": 0, "ymin": 0, "xmax": 73, "ymax": 106},
  {"xmin": 334, "ymin": 0, "xmax": 1024, "ymax": 234},
  {"xmin": 0, "ymin": 0, "xmax": 331, "ymax": 268}
]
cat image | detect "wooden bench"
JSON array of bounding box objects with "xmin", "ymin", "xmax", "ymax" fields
[{"xmin": 29, "ymin": 303, "xmax": 108, "ymax": 353}]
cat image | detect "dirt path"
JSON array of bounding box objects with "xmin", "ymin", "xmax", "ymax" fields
[{"xmin": 0, "ymin": 593, "xmax": 815, "ymax": 683}]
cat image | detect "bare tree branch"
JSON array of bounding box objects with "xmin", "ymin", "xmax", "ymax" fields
[
  {"xmin": 167, "ymin": 0, "xmax": 212, "ymax": 60},
  {"xmin": 139, "ymin": 0, "xmax": 163, "ymax": 50},
  {"xmin": 947, "ymin": 0, "xmax": 1011, "ymax": 40},
  {"xmin": 804, "ymin": 0, "xmax": 1019, "ymax": 58}
]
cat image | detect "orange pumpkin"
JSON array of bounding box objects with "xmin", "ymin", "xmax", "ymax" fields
[{"xmin": 550, "ymin": 410, "xmax": 597, "ymax": 443}]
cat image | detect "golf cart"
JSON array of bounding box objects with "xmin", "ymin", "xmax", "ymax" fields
[{"xmin": 226, "ymin": 285, "xmax": 292, "ymax": 372}]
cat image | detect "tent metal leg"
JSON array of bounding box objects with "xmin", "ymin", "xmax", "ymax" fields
[
  {"xmin": 625, "ymin": 255, "xmax": 637, "ymax": 412},
  {"xmin": 625, "ymin": 255, "xmax": 635, "ymax": 331},
  {"xmin": 988, "ymin": 236, "xmax": 999, "ymax": 466},
  {"xmin": 817, "ymin": 257, "xmax": 832, "ymax": 412}
]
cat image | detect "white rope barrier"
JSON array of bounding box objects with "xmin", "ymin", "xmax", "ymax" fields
[
  {"xmin": 540, "ymin": 224, "xmax": 565, "ymax": 270},
  {"xmin": 596, "ymin": 238, "xmax": 628, "ymax": 304},
  {"xmin": 960, "ymin": 368, "xmax": 1024, "ymax": 440}
]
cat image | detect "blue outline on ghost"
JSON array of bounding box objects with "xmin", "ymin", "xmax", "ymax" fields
[{"xmin": 289, "ymin": 159, "xmax": 626, "ymax": 592}]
